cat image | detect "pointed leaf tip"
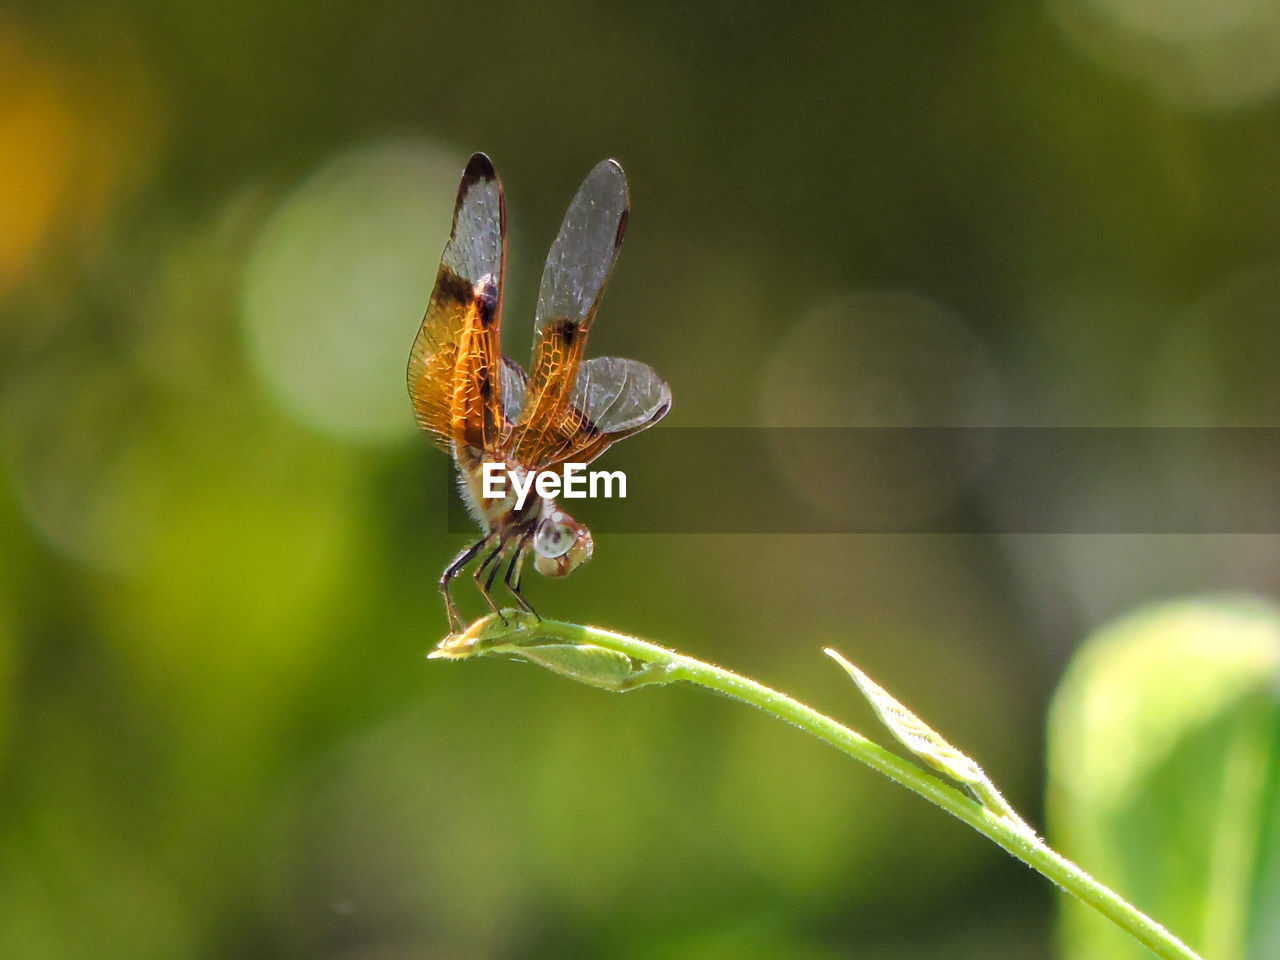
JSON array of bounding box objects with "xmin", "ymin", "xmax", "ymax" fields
[{"xmin": 825, "ymin": 646, "xmax": 987, "ymax": 788}]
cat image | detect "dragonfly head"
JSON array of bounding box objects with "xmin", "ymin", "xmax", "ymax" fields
[{"xmin": 532, "ymin": 510, "xmax": 593, "ymax": 577}]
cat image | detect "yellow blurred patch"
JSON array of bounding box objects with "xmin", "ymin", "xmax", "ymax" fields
[{"xmin": 0, "ymin": 20, "xmax": 161, "ymax": 299}]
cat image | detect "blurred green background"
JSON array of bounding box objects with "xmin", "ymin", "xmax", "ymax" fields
[{"xmin": 3, "ymin": 2, "xmax": 1280, "ymax": 958}]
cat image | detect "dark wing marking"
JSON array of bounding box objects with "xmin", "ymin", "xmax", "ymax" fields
[
  {"xmin": 541, "ymin": 356, "xmax": 671, "ymax": 467},
  {"xmin": 511, "ymin": 159, "xmax": 629, "ymax": 467},
  {"xmin": 406, "ymin": 152, "xmax": 506, "ymax": 466}
]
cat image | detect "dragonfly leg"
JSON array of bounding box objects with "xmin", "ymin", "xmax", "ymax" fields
[
  {"xmin": 503, "ymin": 542, "xmax": 539, "ymax": 621},
  {"xmin": 473, "ymin": 538, "xmax": 508, "ymax": 622},
  {"xmin": 483, "ymin": 543, "xmax": 506, "ymax": 594},
  {"xmin": 440, "ymin": 534, "xmax": 493, "ymax": 632}
]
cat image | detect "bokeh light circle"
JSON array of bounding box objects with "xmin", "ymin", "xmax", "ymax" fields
[
  {"xmin": 760, "ymin": 290, "xmax": 1004, "ymax": 526},
  {"xmin": 0, "ymin": 354, "xmax": 156, "ymax": 574},
  {"xmin": 242, "ymin": 138, "xmax": 467, "ymax": 442},
  {"xmin": 1051, "ymin": 0, "xmax": 1280, "ymax": 111},
  {"xmin": 1147, "ymin": 263, "xmax": 1280, "ymax": 425}
]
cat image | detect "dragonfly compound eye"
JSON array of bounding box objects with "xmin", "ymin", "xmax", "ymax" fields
[{"xmin": 534, "ymin": 520, "xmax": 575, "ymax": 559}]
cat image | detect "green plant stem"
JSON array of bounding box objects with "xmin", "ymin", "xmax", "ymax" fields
[{"xmin": 436, "ymin": 615, "xmax": 1201, "ymax": 960}]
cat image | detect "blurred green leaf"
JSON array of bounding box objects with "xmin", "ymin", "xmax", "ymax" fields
[{"xmin": 1048, "ymin": 595, "xmax": 1280, "ymax": 960}]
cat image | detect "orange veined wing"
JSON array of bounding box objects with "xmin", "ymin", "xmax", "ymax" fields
[
  {"xmin": 511, "ymin": 158, "xmax": 640, "ymax": 467},
  {"xmin": 406, "ymin": 152, "xmax": 507, "ymax": 468},
  {"xmin": 540, "ymin": 355, "xmax": 671, "ymax": 468}
]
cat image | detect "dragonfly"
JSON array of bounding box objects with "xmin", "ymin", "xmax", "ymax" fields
[{"xmin": 408, "ymin": 153, "xmax": 671, "ymax": 632}]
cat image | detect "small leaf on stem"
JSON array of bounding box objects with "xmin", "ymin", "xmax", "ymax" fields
[
  {"xmin": 429, "ymin": 612, "xmax": 677, "ymax": 691},
  {"xmin": 824, "ymin": 647, "xmax": 986, "ymax": 787}
]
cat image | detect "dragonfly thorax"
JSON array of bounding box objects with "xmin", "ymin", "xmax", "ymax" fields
[{"xmin": 459, "ymin": 458, "xmax": 537, "ymax": 531}]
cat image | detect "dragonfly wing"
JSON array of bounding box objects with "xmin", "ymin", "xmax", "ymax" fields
[
  {"xmin": 512, "ymin": 159, "xmax": 629, "ymax": 467},
  {"xmin": 544, "ymin": 356, "xmax": 671, "ymax": 467},
  {"xmin": 407, "ymin": 152, "xmax": 507, "ymax": 465},
  {"xmin": 500, "ymin": 355, "xmax": 528, "ymax": 431}
]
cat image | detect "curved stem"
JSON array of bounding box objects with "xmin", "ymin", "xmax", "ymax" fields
[{"xmin": 431, "ymin": 615, "xmax": 1202, "ymax": 960}]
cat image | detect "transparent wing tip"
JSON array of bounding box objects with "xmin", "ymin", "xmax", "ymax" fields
[
  {"xmin": 596, "ymin": 158, "xmax": 628, "ymax": 193},
  {"xmin": 582, "ymin": 159, "xmax": 630, "ymax": 245}
]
